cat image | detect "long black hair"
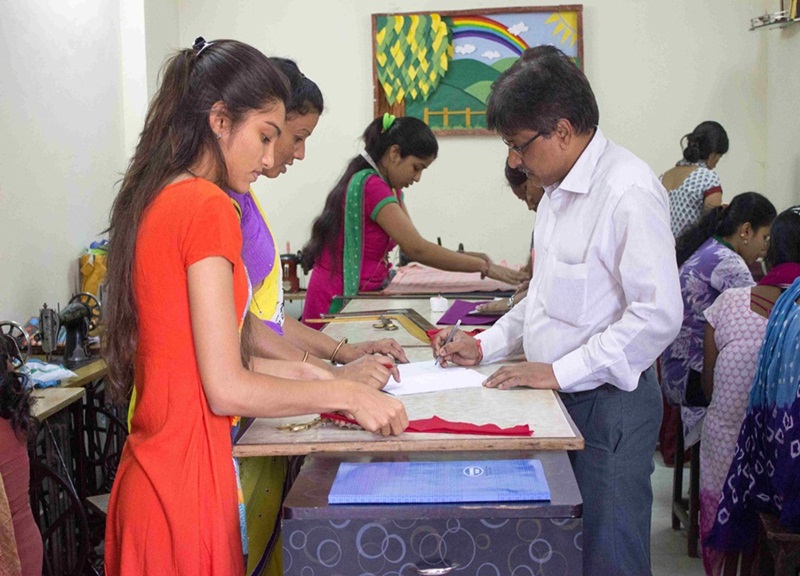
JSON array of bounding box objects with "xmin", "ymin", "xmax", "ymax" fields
[
  {"xmin": 301, "ymin": 116, "xmax": 437, "ymax": 273},
  {"xmin": 0, "ymin": 336, "xmax": 35, "ymax": 441},
  {"xmin": 487, "ymin": 45, "xmax": 598, "ymax": 137},
  {"xmin": 676, "ymin": 192, "xmax": 776, "ymax": 267},
  {"xmin": 104, "ymin": 38, "xmax": 289, "ymax": 403},
  {"xmin": 271, "ymin": 57, "xmax": 323, "ymax": 118},
  {"xmin": 682, "ymin": 121, "xmax": 729, "ymax": 163},
  {"xmin": 765, "ymin": 206, "xmax": 800, "ymax": 269}
]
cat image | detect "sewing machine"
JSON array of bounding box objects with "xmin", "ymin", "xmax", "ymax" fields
[
  {"xmin": 0, "ymin": 320, "xmax": 31, "ymax": 367},
  {"xmin": 39, "ymin": 292, "xmax": 102, "ymax": 369}
]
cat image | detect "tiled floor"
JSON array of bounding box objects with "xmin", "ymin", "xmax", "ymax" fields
[{"xmin": 651, "ymin": 454, "xmax": 705, "ymax": 576}]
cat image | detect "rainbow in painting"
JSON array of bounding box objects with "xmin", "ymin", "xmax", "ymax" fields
[{"xmin": 451, "ymin": 15, "xmax": 529, "ymax": 56}]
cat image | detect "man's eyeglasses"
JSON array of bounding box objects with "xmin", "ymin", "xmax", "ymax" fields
[{"xmin": 503, "ymin": 132, "xmax": 541, "ymax": 156}]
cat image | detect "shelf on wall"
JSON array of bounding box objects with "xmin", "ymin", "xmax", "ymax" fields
[{"xmin": 750, "ymin": 9, "xmax": 800, "ymax": 30}]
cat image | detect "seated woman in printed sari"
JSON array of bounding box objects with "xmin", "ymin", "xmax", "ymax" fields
[{"xmin": 698, "ymin": 206, "xmax": 800, "ymax": 575}]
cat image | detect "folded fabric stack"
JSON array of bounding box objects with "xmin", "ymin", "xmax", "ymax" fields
[
  {"xmin": 23, "ymin": 359, "xmax": 77, "ymax": 388},
  {"xmin": 382, "ymin": 262, "xmax": 519, "ymax": 294}
]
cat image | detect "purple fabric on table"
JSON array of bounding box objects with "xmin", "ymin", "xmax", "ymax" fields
[{"xmin": 437, "ymin": 300, "xmax": 500, "ymax": 326}]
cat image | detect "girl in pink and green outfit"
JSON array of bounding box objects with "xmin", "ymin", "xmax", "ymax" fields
[{"xmin": 301, "ymin": 114, "xmax": 524, "ymax": 324}]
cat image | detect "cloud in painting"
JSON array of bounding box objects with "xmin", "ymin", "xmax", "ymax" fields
[
  {"xmin": 455, "ymin": 44, "xmax": 476, "ymax": 55},
  {"xmin": 481, "ymin": 50, "xmax": 501, "ymax": 61},
  {"xmin": 508, "ymin": 22, "xmax": 529, "ymax": 36}
]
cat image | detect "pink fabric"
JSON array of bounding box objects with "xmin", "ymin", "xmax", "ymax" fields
[
  {"xmin": 699, "ymin": 287, "xmax": 767, "ymax": 575},
  {"xmin": 0, "ymin": 420, "xmax": 43, "ymax": 576},
  {"xmin": 320, "ymin": 413, "xmax": 532, "ymax": 436},
  {"xmin": 381, "ymin": 262, "xmax": 519, "ymax": 295},
  {"xmin": 757, "ymin": 262, "xmax": 800, "ymax": 287},
  {"xmin": 303, "ymin": 175, "xmax": 399, "ymax": 326}
]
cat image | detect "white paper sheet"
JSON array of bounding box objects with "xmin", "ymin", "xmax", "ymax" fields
[{"xmin": 383, "ymin": 360, "xmax": 486, "ymax": 396}]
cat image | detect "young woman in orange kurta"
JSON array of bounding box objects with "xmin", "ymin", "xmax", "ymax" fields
[
  {"xmin": 103, "ymin": 38, "xmax": 407, "ymax": 576},
  {"xmin": 105, "ymin": 180, "xmax": 250, "ymax": 574}
]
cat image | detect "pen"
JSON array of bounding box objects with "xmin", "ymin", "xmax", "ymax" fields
[{"xmin": 434, "ymin": 319, "xmax": 461, "ymax": 366}]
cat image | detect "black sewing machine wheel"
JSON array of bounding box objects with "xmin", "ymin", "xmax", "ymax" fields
[
  {"xmin": 69, "ymin": 292, "xmax": 102, "ymax": 332},
  {"xmin": 0, "ymin": 321, "xmax": 31, "ymax": 365}
]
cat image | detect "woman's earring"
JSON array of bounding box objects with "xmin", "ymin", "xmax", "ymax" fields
[{"xmin": 215, "ymin": 133, "xmax": 222, "ymax": 139}]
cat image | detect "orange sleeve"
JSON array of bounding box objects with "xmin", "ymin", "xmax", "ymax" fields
[{"xmin": 181, "ymin": 188, "xmax": 243, "ymax": 269}]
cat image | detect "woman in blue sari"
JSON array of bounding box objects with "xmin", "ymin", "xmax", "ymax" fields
[{"xmin": 706, "ymin": 271, "xmax": 800, "ymax": 554}]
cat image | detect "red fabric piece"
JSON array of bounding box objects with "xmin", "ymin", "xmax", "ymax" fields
[{"xmin": 320, "ymin": 413, "xmax": 532, "ymax": 437}]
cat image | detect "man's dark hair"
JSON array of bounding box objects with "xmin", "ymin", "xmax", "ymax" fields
[{"xmin": 487, "ymin": 45, "xmax": 598, "ymax": 136}]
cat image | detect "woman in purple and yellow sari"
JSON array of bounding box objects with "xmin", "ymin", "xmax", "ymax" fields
[{"xmin": 228, "ymin": 59, "xmax": 407, "ymax": 576}]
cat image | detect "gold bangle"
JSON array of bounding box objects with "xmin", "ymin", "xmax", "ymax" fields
[
  {"xmin": 330, "ymin": 337, "xmax": 348, "ymax": 364},
  {"xmin": 301, "ymin": 351, "xmax": 309, "ymax": 363}
]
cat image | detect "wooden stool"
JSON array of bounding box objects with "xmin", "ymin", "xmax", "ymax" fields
[
  {"xmin": 754, "ymin": 512, "xmax": 800, "ymax": 576},
  {"xmin": 671, "ymin": 413, "xmax": 700, "ymax": 557}
]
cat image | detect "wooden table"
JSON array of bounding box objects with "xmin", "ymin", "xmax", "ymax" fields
[
  {"xmin": 31, "ymin": 388, "xmax": 85, "ymax": 421},
  {"xmin": 58, "ymin": 357, "xmax": 107, "ymax": 388},
  {"xmin": 28, "ymin": 358, "xmax": 115, "ymax": 575},
  {"xmin": 237, "ymin": 297, "xmax": 585, "ymax": 575},
  {"xmin": 235, "ymin": 383, "xmax": 581, "ymax": 457},
  {"xmin": 30, "ymin": 356, "xmax": 119, "ymax": 497},
  {"xmin": 28, "ymin": 383, "xmax": 91, "ymax": 576},
  {"xmin": 237, "ymin": 296, "xmax": 582, "ymax": 456}
]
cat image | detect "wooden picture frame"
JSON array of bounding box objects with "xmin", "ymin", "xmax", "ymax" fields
[{"xmin": 372, "ymin": 5, "xmax": 584, "ymax": 136}]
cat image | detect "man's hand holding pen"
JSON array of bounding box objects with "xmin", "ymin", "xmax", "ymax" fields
[{"xmin": 432, "ymin": 325, "xmax": 482, "ymax": 368}]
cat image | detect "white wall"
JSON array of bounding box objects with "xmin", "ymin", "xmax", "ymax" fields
[
  {"xmin": 175, "ymin": 0, "xmax": 779, "ymax": 274},
  {"xmin": 765, "ymin": 22, "xmax": 800, "ymax": 208},
  {"xmin": 0, "ymin": 0, "xmax": 127, "ymax": 322},
  {"xmin": 2, "ymin": 0, "xmax": 795, "ymax": 322}
]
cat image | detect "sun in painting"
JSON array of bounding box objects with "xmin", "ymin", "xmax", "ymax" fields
[{"xmin": 545, "ymin": 12, "xmax": 578, "ymax": 48}]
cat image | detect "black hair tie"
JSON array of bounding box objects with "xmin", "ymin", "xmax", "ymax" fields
[{"xmin": 193, "ymin": 36, "xmax": 213, "ymax": 57}]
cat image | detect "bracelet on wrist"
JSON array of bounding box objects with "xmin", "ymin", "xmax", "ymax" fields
[
  {"xmin": 330, "ymin": 337, "xmax": 348, "ymax": 364},
  {"xmin": 507, "ymin": 294, "xmax": 515, "ymax": 310}
]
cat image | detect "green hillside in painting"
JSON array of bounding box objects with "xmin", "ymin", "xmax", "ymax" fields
[
  {"xmin": 440, "ymin": 58, "xmax": 500, "ymax": 91},
  {"xmin": 492, "ymin": 57, "xmax": 519, "ymax": 73},
  {"xmin": 405, "ymin": 58, "xmax": 502, "ymax": 130}
]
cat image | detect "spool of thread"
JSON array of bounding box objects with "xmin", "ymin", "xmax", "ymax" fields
[{"xmin": 430, "ymin": 295, "xmax": 448, "ymax": 313}]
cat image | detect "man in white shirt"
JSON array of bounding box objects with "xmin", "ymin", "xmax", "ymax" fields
[{"xmin": 434, "ymin": 46, "xmax": 682, "ymax": 575}]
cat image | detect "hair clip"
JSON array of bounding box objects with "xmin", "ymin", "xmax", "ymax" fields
[
  {"xmin": 381, "ymin": 112, "xmax": 396, "ymax": 133},
  {"xmin": 193, "ymin": 36, "xmax": 214, "ymax": 57}
]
